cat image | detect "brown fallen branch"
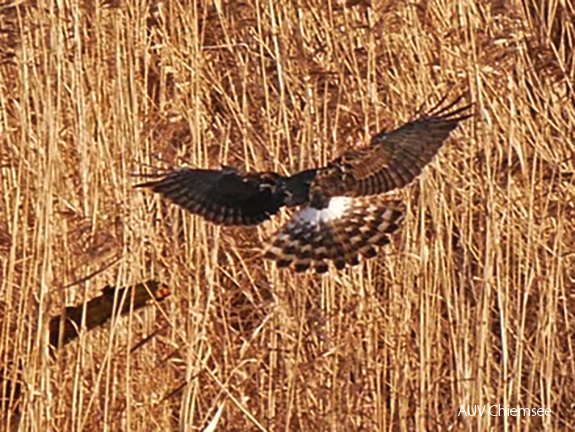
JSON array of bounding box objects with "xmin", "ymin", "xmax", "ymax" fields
[
  {"xmin": 2, "ymin": 280, "xmax": 170, "ymax": 420},
  {"xmin": 49, "ymin": 279, "xmax": 170, "ymax": 348}
]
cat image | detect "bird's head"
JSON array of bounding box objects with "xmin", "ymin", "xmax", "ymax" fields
[{"xmin": 281, "ymin": 169, "xmax": 317, "ymax": 207}]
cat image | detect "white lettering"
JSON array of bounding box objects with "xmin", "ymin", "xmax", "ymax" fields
[{"xmin": 461, "ymin": 404, "xmax": 550, "ymax": 417}]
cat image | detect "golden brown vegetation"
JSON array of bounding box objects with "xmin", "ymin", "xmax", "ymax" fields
[{"xmin": 1, "ymin": 0, "xmax": 574, "ymax": 430}]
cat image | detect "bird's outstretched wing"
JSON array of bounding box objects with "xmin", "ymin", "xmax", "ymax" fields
[
  {"xmin": 135, "ymin": 167, "xmax": 288, "ymax": 225},
  {"xmin": 316, "ymin": 94, "xmax": 472, "ymax": 197},
  {"xmin": 264, "ymin": 196, "xmax": 405, "ymax": 273}
]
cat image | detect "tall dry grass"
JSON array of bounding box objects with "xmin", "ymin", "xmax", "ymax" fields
[{"xmin": 1, "ymin": 0, "xmax": 574, "ymax": 430}]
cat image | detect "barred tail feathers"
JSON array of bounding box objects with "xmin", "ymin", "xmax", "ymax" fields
[{"xmin": 264, "ymin": 197, "xmax": 405, "ymax": 273}]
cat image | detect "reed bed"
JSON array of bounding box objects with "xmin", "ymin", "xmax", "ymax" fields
[{"xmin": 0, "ymin": 0, "xmax": 574, "ymax": 430}]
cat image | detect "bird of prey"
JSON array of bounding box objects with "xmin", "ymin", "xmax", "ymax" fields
[{"xmin": 136, "ymin": 94, "xmax": 471, "ymax": 273}]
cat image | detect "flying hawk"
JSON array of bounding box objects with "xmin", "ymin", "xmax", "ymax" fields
[{"xmin": 136, "ymin": 94, "xmax": 471, "ymax": 273}]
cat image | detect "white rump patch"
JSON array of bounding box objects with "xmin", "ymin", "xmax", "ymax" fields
[{"xmin": 294, "ymin": 197, "xmax": 353, "ymax": 226}]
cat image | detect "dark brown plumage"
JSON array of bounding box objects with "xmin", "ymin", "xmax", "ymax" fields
[
  {"xmin": 135, "ymin": 168, "xmax": 288, "ymax": 225},
  {"xmin": 314, "ymin": 93, "xmax": 472, "ymax": 198},
  {"xmin": 263, "ymin": 197, "xmax": 405, "ymax": 273},
  {"xmin": 136, "ymin": 94, "xmax": 471, "ymax": 272}
]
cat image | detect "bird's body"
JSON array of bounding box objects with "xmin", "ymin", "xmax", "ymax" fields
[{"xmin": 136, "ymin": 94, "xmax": 472, "ymax": 273}]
